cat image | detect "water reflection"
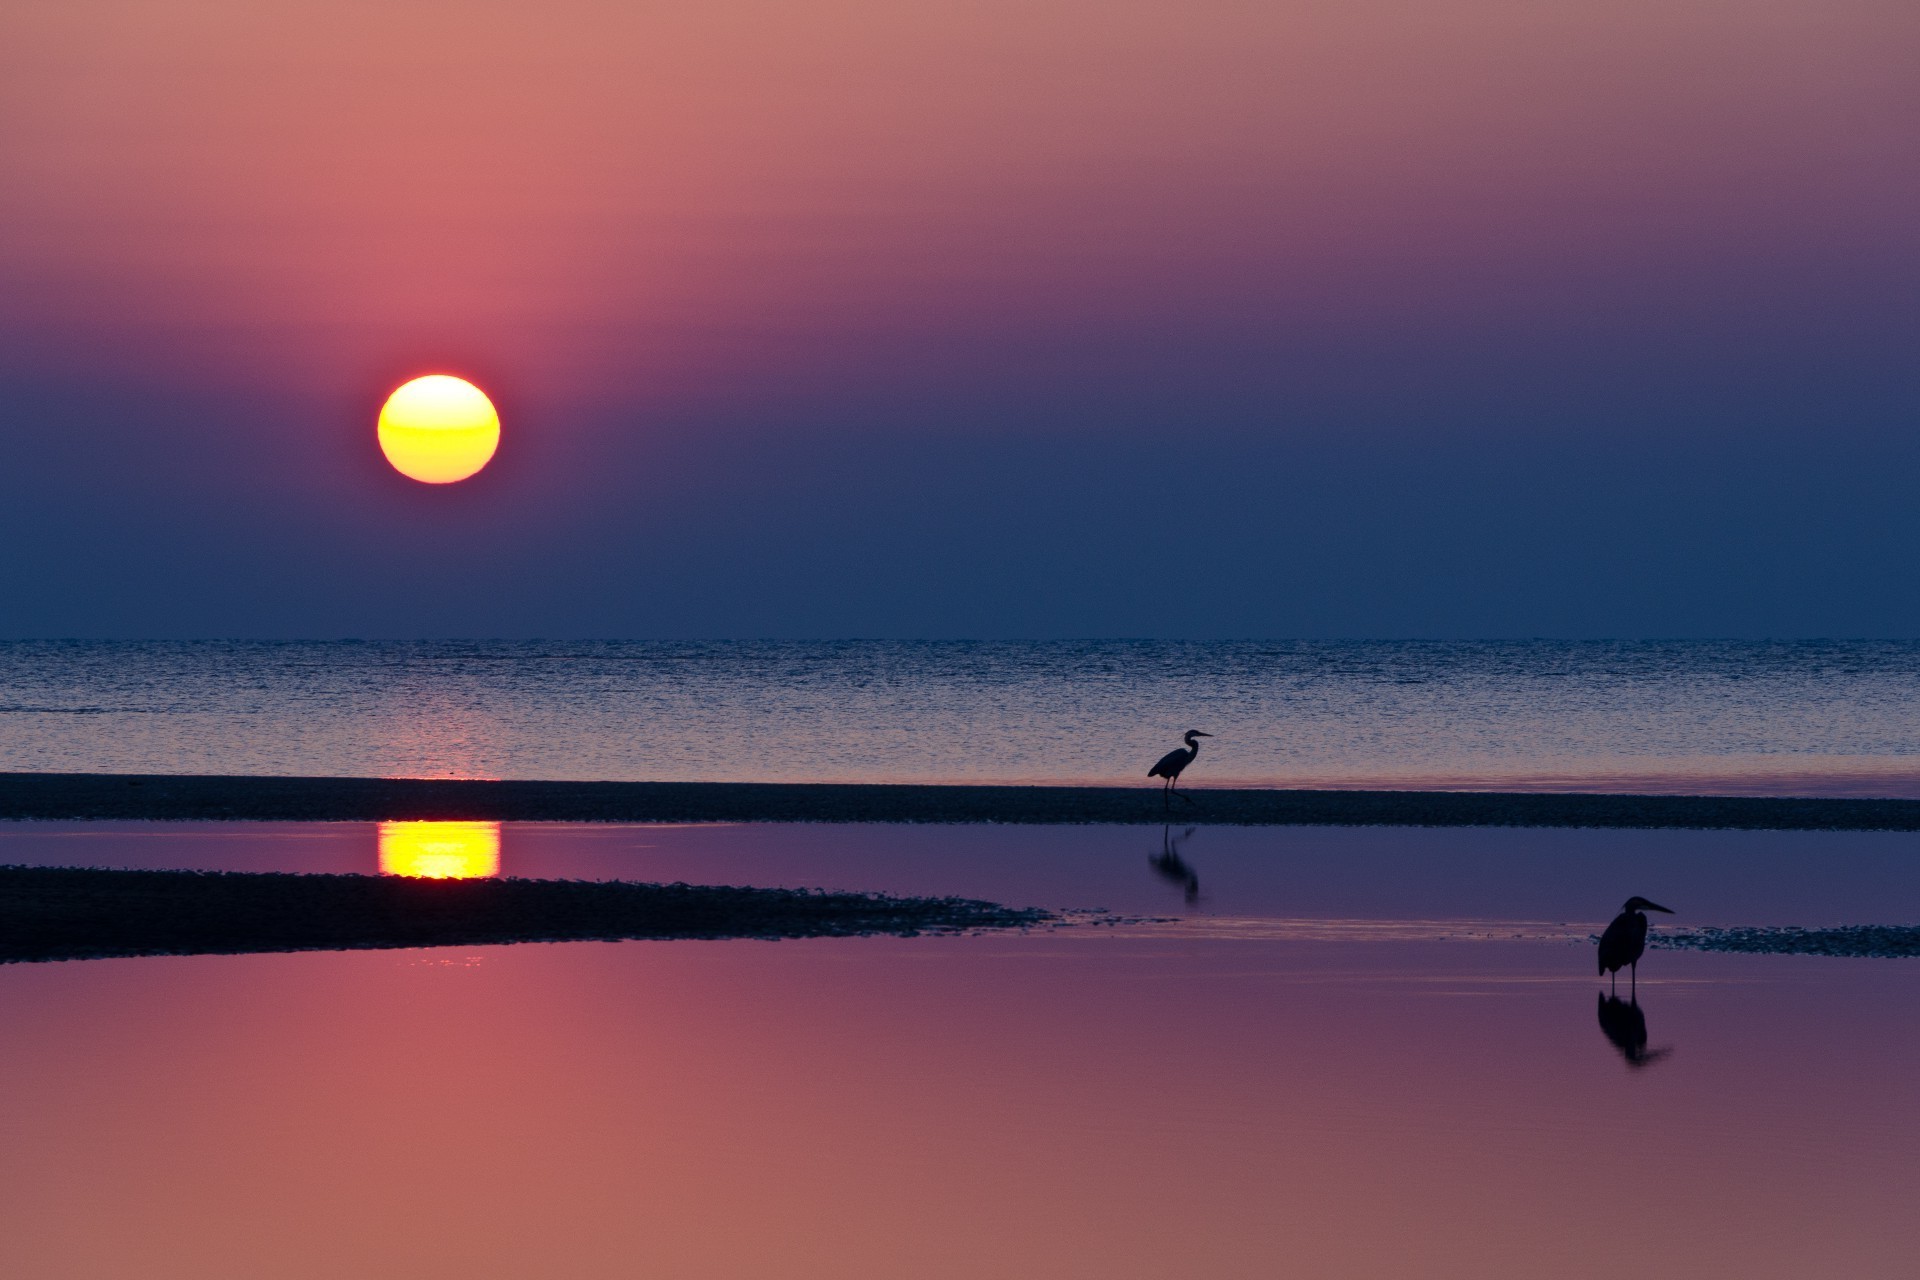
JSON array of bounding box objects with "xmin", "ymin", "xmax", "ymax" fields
[
  {"xmin": 377, "ymin": 821, "xmax": 501, "ymax": 879},
  {"xmin": 1148, "ymin": 825, "xmax": 1201, "ymax": 905},
  {"xmin": 1596, "ymin": 993, "xmax": 1672, "ymax": 1069}
]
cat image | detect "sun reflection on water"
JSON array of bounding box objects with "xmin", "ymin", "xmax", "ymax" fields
[{"xmin": 377, "ymin": 821, "xmax": 501, "ymax": 879}]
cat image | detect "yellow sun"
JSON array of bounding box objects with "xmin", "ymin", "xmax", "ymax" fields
[{"xmin": 377, "ymin": 375, "xmax": 500, "ymax": 483}]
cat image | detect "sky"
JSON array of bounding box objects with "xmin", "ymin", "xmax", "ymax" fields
[{"xmin": 1, "ymin": 0, "xmax": 1915, "ymax": 639}]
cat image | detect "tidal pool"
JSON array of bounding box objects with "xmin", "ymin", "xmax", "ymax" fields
[{"xmin": 0, "ymin": 821, "xmax": 1915, "ymax": 1278}]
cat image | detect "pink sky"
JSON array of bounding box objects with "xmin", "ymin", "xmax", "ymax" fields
[
  {"xmin": 0, "ymin": 0, "xmax": 1914, "ymax": 637},
  {"xmin": 4, "ymin": 0, "xmax": 1909, "ymax": 400}
]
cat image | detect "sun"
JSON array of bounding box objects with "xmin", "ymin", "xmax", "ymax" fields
[{"xmin": 377, "ymin": 375, "xmax": 500, "ymax": 483}]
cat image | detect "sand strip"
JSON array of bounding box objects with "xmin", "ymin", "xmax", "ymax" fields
[
  {"xmin": 1657, "ymin": 925, "xmax": 1920, "ymax": 958},
  {"xmin": 4, "ymin": 772, "xmax": 1920, "ymax": 830},
  {"xmin": 0, "ymin": 865, "xmax": 1048, "ymax": 963}
]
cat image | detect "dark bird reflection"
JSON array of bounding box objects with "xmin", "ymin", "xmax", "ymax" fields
[
  {"xmin": 1596, "ymin": 993, "xmax": 1672, "ymax": 1069},
  {"xmin": 1149, "ymin": 825, "xmax": 1201, "ymax": 905}
]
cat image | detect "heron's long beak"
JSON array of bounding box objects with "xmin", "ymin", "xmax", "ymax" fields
[
  {"xmin": 1194, "ymin": 731, "xmax": 1213, "ymax": 737},
  {"xmin": 1645, "ymin": 901, "xmax": 1674, "ymax": 913}
]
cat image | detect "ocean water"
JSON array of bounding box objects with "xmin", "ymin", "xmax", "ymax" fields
[{"xmin": 4, "ymin": 639, "xmax": 1920, "ymax": 794}]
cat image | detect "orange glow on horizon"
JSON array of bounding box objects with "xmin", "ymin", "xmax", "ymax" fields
[
  {"xmin": 377, "ymin": 375, "xmax": 500, "ymax": 483},
  {"xmin": 377, "ymin": 820, "xmax": 502, "ymax": 878}
]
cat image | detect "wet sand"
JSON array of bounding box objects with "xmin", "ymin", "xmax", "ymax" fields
[
  {"xmin": 1660, "ymin": 924, "xmax": 1920, "ymax": 957},
  {"xmin": 5, "ymin": 771, "xmax": 1920, "ymax": 830},
  {"xmin": 0, "ymin": 866, "xmax": 1047, "ymax": 963}
]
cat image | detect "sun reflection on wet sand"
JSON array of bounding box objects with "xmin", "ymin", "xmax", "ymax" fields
[{"xmin": 377, "ymin": 821, "xmax": 501, "ymax": 879}]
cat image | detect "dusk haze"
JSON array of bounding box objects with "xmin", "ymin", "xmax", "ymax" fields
[
  {"xmin": 3, "ymin": 0, "xmax": 1915, "ymax": 637},
  {"xmin": 2, "ymin": 0, "xmax": 1918, "ymax": 1276}
]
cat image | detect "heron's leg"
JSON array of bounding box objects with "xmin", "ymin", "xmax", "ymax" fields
[{"xmin": 1630, "ymin": 961, "xmax": 1637, "ymax": 995}]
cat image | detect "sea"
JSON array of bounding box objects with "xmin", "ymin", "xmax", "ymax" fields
[
  {"xmin": 3, "ymin": 638, "xmax": 1919, "ymax": 794},
  {"xmin": 7, "ymin": 641, "xmax": 1920, "ymax": 1275}
]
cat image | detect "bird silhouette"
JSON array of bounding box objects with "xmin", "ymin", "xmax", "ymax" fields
[
  {"xmin": 1597, "ymin": 896, "xmax": 1673, "ymax": 993},
  {"xmin": 1148, "ymin": 730, "xmax": 1211, "ymax": 807},
  {"xmin": 1596, "ymin": 993, "xmax": 1671, "ymax": 1068},
  {"xmin": 1149, "ymin": 824, "xmax": 1200, "ymax": 904}
]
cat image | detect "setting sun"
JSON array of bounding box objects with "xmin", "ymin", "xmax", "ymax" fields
[{"xmin": 377, "ymin": 375, "xmax": 500, "ymax": 483}]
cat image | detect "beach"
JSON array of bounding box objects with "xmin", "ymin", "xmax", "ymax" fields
[
  {"xmin": 7, "ymin": 770, "xmax": 1920, "ymax": 830},
  {"xmin": 6, "ymin": 649, "xmax": 1920, "ymax": 1278},
  {"xmin": 2, "ymin": 817, "xmax": 1917, "ymax": 1277},
  {"xmin": 0, "ymin": 864, "xmax": 1045, "ymax": 964}
]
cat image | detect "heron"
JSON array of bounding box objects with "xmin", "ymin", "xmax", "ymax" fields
[
  {"xmin": 1148, "ymin": 730, "xmax": 1211, "ymax": 806},
  {"xmin": 1597, "ymin": 896, "xmax": 1673, "ymax": 993}
]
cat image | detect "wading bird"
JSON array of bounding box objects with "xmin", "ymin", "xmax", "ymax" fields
[
  {"xmin": 1148, "ymin": 731, "xmax": 1211, "ymax": 806},
  {"xmin": 1597, "ymin": 896, "xmax": 1674, "ymax": 992}
]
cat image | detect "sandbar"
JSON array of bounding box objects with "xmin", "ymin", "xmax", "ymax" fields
[
  {"xmin": 4, "ymin": 772, "xmax": 1920, "ymax": 830},
  {"xmin": 0, "ymin": 865, "xmax": 1048, "ymax": 963}
]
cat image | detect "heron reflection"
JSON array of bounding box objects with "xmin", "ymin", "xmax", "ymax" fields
[
  {"xmin": 1149, "ymin": 825, "xmax": 1200, "ymax": 905},
  {"xmin": 1596, "ymin": 993, "xmax": 1671, "ymax": 1069}
]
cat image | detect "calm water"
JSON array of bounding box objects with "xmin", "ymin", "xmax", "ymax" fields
[
  {"xmin": 1, "ymin": 821, "xmax": 1918, "ymax": 1278},
  {"xmin": 6, "ymin": 640, "xmax": 1920, "ymax": 794}
]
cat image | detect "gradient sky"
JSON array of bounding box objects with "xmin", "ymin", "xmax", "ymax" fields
[{"xmin": 2, "ymin": 0, "xmax": 1914, "ymax": 638}]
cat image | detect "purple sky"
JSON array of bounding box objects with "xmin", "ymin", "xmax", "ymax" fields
[{"xmin": 1, "ymin": 0, "xmax": 1915, "ymax": 637}]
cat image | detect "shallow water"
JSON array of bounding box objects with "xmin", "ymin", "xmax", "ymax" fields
[
  {"xmin": 8, "ymin": 639, "xmax": 1920, "ymax": 794},
  {"xmin": 0, "ymin": 822, "xmax": 1917, "ymax": 1277}
]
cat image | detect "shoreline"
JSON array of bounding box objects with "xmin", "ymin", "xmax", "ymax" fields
[
  {"xmin": 0, "ymin": 866, "xmax": 1048, "ymax": 963},
  {"xmin": 5, "ymin": 772, "xmax": 1920, "ymax": 831}
]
